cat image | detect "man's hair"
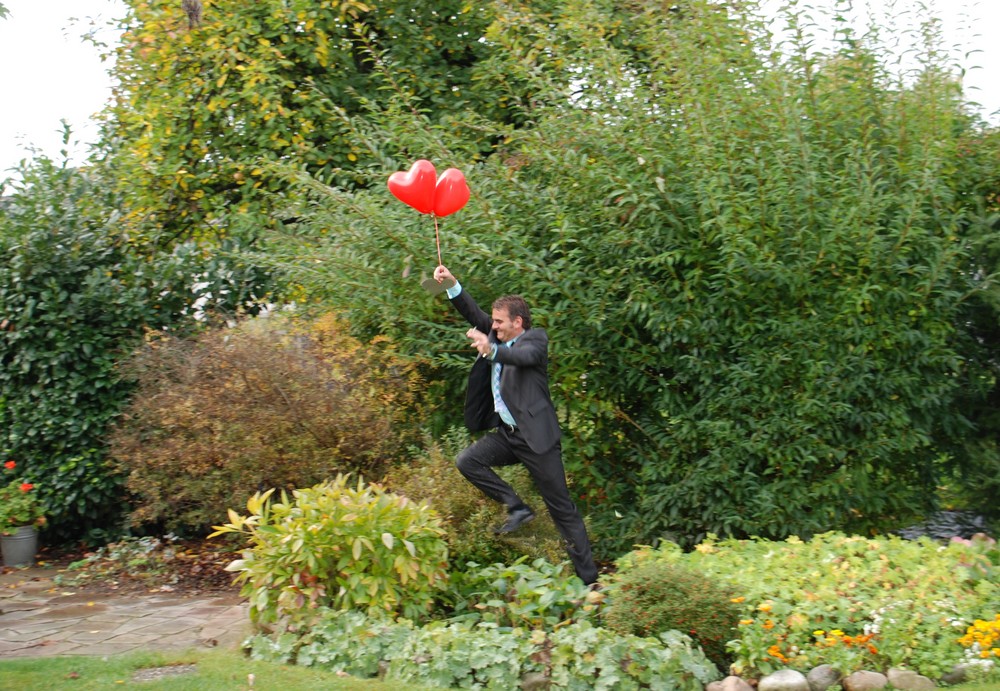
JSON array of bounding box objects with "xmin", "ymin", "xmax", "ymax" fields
[{"xmin": 493, "ymin": 295, "xmax": 532, "ymax": 330}]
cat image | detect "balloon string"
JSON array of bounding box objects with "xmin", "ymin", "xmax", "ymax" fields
[{"xmin": 434, "ymin": 216, "xmax": 442, "ymax": 266}]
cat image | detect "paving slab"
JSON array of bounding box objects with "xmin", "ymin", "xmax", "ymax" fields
[{"xmin": 0, "ymin": 565, "xmax": 249, "ymax": 659}]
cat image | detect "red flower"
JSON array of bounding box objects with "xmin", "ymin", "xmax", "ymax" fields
[
  {"xmin": 4, "ymin": 460, "xmax": 14, "ymax": 470},
  {"xmin": 19, "ymin": 483, "xmax": 33, "ymax": 492}
]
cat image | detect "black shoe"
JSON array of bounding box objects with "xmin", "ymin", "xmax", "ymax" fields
[{"xmin": 495, "ymin": 506, "xmax": 535, "ymax": 534}]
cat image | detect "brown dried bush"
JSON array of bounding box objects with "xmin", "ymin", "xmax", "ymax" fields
[{"xmin": 111, "ymin": 312, "xmax": 425, "ymax": 534}]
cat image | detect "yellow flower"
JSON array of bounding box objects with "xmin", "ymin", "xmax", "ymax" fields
[
  {"xmin": 730, "ymin": 596, "xmax": 746, "ymax": 603},
  {"xmin": 739, "ymin": 619, "xmax": 754, "ymax": 626},
  {"xmin": 830, "ymin": 629, "xmax": 845, "ymax": 637},
  {"xmin": 757, "ymin": 602, "xmax": 773, "ymax": 613},
  {"xmin": 813, "ymin": 630, "xmax": 825, "ymax": 637}
]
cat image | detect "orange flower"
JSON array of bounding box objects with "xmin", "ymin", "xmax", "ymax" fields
[
  {"xmin": 867, "ymin": 644, "xmax": 878, "ymax": 654},
  {"xmin": 763, "ymin": 619, "xmax": 775, "ymax": 630},
  {"xmin": 3, "ymin": 460, "xmax": 14, "ymax": 470},
  {"xmin": 19, "ymin": 483, "xmax": 33, "ymax": 492},
  {"xmin": 767, "ymin": 645, "xmax": 789, "ymax": 662}
]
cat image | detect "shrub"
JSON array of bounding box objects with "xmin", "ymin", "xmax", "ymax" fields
[
  {"xmin": 0, "ymin": 155, "xmax": 197, "ymax": 542},
  {"xmin": 111, "ymin": 311, "xmax": 424, "ymax": 534},
  {"xmin": 602, "ymin": 560, "xmax": 741, "ymax": 671},
  {"xmin": 384, "ymin": 428, "xmax": 568, "ymax": 569},
  {"xmin": 210, "ymin": 475, "xmax": 449, "ymax": 629}
]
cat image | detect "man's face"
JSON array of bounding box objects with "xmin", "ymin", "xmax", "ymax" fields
[{"xmin": 492, "ymin": 307, "xmax": 524, "ymax": 343}]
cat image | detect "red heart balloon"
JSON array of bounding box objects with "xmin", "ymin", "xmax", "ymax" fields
[
  {"xmin": 387, "ymin": 159, "xmax": 437, "ymax": 214},
  {"xmin": 433, "ymin": 168, "xmax": 470, "ymax": 217}
]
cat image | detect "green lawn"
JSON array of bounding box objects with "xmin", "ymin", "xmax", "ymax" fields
[{"xmin": 0, "ymin": 649, "xmax": 438, "ymax": 691}]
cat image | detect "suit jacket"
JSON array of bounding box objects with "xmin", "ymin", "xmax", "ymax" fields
[{"xmin": 449, "ymin": 288, "xmax": 562, "ymax": 455}]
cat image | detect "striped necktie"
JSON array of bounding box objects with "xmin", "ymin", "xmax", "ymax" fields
[{"xmin": 492, "ymin": 351, "xmax": 516, "ymax": 427}]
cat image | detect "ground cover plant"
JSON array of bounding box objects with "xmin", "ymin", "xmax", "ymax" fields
[
  {"xmin": 442, "ymin": 558, "xmax": 598, "ymax": 629},
  {"xmin": 23, "ymin": 518, "xmax": 999, "ymax": 688},
  {"xmin": 216, "ymin": 470, "xmax": 995, "ymax": 686},
  {"xmin": 247, "ymin": 610, "xmax": 720, "ymax": 690}
]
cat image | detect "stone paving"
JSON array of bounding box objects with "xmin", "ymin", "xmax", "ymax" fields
[{"xmin": 0, "ymin": 565, "xmax": 249, "ymax": 659}]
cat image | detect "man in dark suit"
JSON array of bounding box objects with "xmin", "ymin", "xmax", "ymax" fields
[{"xmin": 433, "ymin": 265, "xmax": 598, "ymax": 586}]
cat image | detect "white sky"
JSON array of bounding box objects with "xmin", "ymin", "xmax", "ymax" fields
[
  {"xmin": 0, "ymin": 0, "xmax": 997, "ymax": 176},
  {"xmin": 0, "ymin": 0, "xmax": 125, "ymax": 175}
]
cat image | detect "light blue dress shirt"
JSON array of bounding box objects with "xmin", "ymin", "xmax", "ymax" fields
[{"xmin": 447, "ymin": 280, "xmax": 517, "ymax": 426}]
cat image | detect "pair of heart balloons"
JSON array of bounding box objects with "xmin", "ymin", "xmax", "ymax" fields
[{"xmin": 387, "ymin": 160, "xmax": 470, "ymax": 217}]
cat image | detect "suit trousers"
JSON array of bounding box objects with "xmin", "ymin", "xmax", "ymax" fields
[{"xmin": 455, "ymin": 426, "xmax": 598, "ymax": 585}]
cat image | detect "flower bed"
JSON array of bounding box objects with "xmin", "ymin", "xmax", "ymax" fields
[{"xmin": 625, "ymin": 532, "xmax": 999, "ymax": 681}]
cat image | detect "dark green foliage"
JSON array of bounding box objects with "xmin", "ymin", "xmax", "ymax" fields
[
  {"xmin": 602, "ymin": 561, "xmax": 741, "ymax": 671},
  {"xmin": 256, "ymin": 0, "xmax": 999, "ymax": 553},
  {"xmin": 0, "ymin": 150, "xmax": 264, "ymax": 542},
  {"xmin": 942, "ymin": 127, "xmax": 1000, "ymax": 522},
  {"xmin": 0, "ymin": 156, "xmax": 191, "ymax": 542}
]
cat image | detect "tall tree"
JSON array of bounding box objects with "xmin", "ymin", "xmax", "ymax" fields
[
  {"xmin": 255, "ymin": 0, "xmax": 1000, "ymax": 553},
  {"xmin": 95, "ymin": 0, "xmax": 523, "ymax": 249}
]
